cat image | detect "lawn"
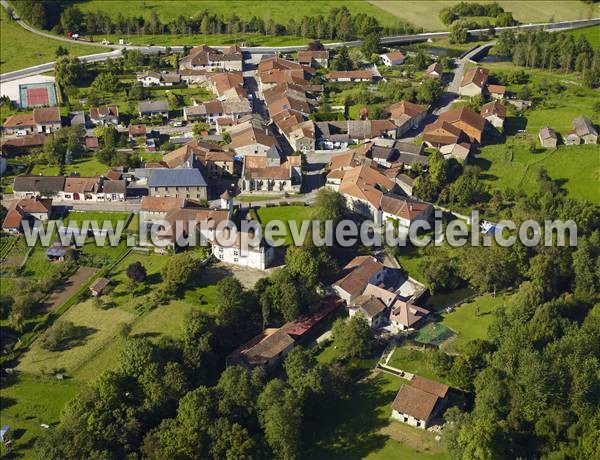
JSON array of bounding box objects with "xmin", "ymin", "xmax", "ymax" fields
[
  {"xmin": 387, "ymin": 346, "xmax": 451, "ymax": 385},
  {"xmin": 63, "ymin": 211, "xmax": 131, "ymax": 228},
  {"xmin": 369, "ymin": 1, "xmax": 599, "ymax": 31},
  {"xmin": 476, "ymin": 142, "xmax": 600, "ymax": 204},
  {"xmin": 30, "ymin": 156, "xmax": 113, "ymax": 177},
  {"xmin": 0, "ymin": 7, "xmax": 104, "ymax": 73},
  {"xmin": 440, "ymin": 293, "xmax": 507, "ymax": 352},
  {"xmin": 0, "ymin": 374, "xmax": 81, "ymax": 458},
  {"xmin": 257, "ymin": 205, "xmax": 314, "ymax": 246},
  {"xmin": 305, "ymin": 369, "xmax": 447, "ymax": 459}
]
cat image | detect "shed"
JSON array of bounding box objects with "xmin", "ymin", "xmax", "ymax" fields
[
  {"xmin": 90, "ymin": 277, "xmax": 110, "ymax": 296},
  {"xmin": 46, "ymin": 242, "xmax": 67, "ymax": 261}
]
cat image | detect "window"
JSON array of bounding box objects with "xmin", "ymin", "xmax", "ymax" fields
[
  {"xmin": 233, "ymin": 258, "xmax": 238, "ymax": 262},
  {"xmin": 233, "ymin": 250, "xmax": 238, "ymax": 256}
]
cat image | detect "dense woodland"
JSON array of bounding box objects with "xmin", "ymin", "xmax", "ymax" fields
[
  {"xmin": 12, "ymin": 2, "xmax": 417, "ymax": 41},
  {"xmin": 405, "ymin": 169, "xmax": 600, "ymax": 459}
]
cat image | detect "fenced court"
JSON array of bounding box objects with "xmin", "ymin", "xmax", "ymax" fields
[
  {"xmin": 411, "ymin": 322, "xmax": 455, "ymax": 346},
  {"xmin": 19, "ymin": 82, "xmax": 58, "ymax": 108}
]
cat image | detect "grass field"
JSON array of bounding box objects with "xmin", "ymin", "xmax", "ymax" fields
[
  {"xmin": 75, "ymin": 1, "xmax": 400, "ymax": 27},
  {"xmin": 0, "ymin": 374, "xmax": 81, "ymax": 457},
  {"xmin": 0, "ymin": 7, "xmax": 104, "ymax": 73},
  {"xmin": 16, "ymin": 299, "xmax": 136, "ymax": 376},
  {"xmin": 440, "ymin": 293, "xmax": 507, "ymax": 352},
  {"xmin": 305, "ymin": 369, "xmax": 448, "ymax": 459},
  {"xmin": 101, "ymin": 33, "xmax": 330, "ymax": 47},
  {"xmin": 476, "ymin": 143, "xmax": 600, "ymax": 204},
  {"xmin": 369, "ymin": 1, "xmax": 599, "ymax": 31},
  {"xmin": 257, "ymin": 205, "xmax": 314, "ymax": 246},
  {"xmin": 565, "ymin": 24, "xmax": 600, "ymax": 49}
]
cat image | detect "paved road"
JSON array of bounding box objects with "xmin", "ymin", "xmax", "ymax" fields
[
  {"xmin": 1, "ymin": 0, "xmax": 598, "ymax": 83},
  {"xmin": 434, "ymin": 41, "xmax": 496, "ymax": 115}
]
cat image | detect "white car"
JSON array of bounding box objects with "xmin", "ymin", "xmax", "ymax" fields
[{"xmin": 15, "ymin": 130, "xmax": 27, "ymax": 137}]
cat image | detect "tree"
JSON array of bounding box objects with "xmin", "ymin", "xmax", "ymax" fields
[
  {"xmin": 161, "ymin": 253, "xmax": 200, "ymax": 295},
  {"xmin": 119, "ymin": 337, "xmax": 155, "ymax": 377},
  {"xmin": 263, "ymin": 269, "xmax": 303, "ymax": 323},
  {"xmin": 414, "ymin": 49, "xmax": 428, "ymax": 70},
  {"xmin": 60, "ymin": 6, "xmax": 84, "ymax": 33},
  {"xmin": 39, "ymin": 321, "xmax": 79, "ymax": 351},
  {"xmin": 54, "ymin": 56, "xmax": 84, "ymax": 88},
  {"xmin": 91, "ymin": 72, "xmax": 120, "ymax": 93},
  {"xmin": 126, "ymin": 261, "xmax": 147, "ymax": 283},
  {"xmin": 361, "ymin": 33, "xmax": 381, "ymax": 57},
  {"xmin": 449, "ymin": 165, "xmax": 488, "ymax": 206},
  {"xmin": 449, "ymin": 22, "xmax": 469, "ymax": 44},
  {"xmin": 284, "ymin": 246, "xmax": 320, "ymax": 288},
  {"xmin": 55, "ymin": 45, "xmax": 69, "ymax": 57},
  {"xmin": 331, "ymin": 315, "xmax": 373, "ymax": 358},
  {"xmin": 284, "ymin": 347, "xmax": 325, "ymax": 401},
  {"xmin": 312, "ymin": 188, "xmax": 346, "ymax": 224},
  {"xmin": 44, "ymin": 134, "xmax": 66, "ymax": 165},
  {"xmin": 215, "ymin": 276, "xmax": 246, "ymax": 327},
  {"xmin": 333, "ymin": 46, "xmax": 353, "ymax": 71},
  {"xmin": 257, "ymin": 379, "xmax": 302, "ymax": 460}
]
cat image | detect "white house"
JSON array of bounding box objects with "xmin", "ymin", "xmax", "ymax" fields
[
  {"xmin": 212, "ymin": 228, "xmax": 275, "ymax": 270},
  {"xmin": 380, "ymin": 51, "xmax": 405, "ymax": 67}
]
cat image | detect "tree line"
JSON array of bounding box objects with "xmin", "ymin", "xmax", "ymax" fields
[
  {"xmin": 14, "ymin": 2, "xmax": 418, "ymax": 41},
  {"xmin": 495, "ymin": 29, "xmax": 600, "ymax": 88}
]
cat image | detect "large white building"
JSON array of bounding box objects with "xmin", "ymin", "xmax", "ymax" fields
[{"xmin": 212, "ymin": 228, "xmax": 275, "ymax": 270}]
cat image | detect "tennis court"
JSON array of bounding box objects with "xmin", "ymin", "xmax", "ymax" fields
[
  {"xmin": 411, "ymin": 322, "xmax": 455, "ymax": 346},
  {"xmin": 19, "ymin": 82, "xmax": 58, "ymax": 108}
]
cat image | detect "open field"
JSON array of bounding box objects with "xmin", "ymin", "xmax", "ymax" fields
[
  {"xmin": 476, "ymin": 143, "xmax": 600, "ymax": 204},
  {"xmin": 305, "ymin": 368, "xmax": 447, "ymax": 459},
  {"xmin": 257, "ymin": 205, "xmax": 314, "ymax": 246},
  {"xmin": 0, "ymin": 7, "xmax": 104, "ymax": 73},
  {"xmin": 75, "ymin": 1, "xmax": 400, "ymax": 27},
  {"xmin": 369, "ymin": 1, "xmax": 599, "ymax": 31},
  {"xmin": 0, "ymin": 375, "xmax": 80, "ymax": 457}
]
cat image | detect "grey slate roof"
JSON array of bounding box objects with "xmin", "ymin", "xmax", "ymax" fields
[
  {"xmin": 148, "ymin": 168, "xmax": 207, "ymax": 188},
  {"xmin": 139, "ymin": 100, "xmax": 169, "ymax": 114},
  {"xmin": 13, "ymin": 176, "xmax": 65, "ymax": 193}
]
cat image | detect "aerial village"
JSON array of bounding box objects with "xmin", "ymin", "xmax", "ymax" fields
[{"xmin": 1, "ymin": 3, "xmax": 599, "ymax": 458}]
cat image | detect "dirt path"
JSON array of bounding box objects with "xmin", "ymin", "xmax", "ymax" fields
[{"xmin": 43, "ymin": 266, "xmax": 97, "ymax": 310}]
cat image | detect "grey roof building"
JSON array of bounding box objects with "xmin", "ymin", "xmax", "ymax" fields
[
  {"xmin": 13, "ymin": 176, "xmax": 66, "ymax": 196},
  {"xmin": 147, "ymin": 168, "xmax": 208, "ymax": 201},
  {"xmin": 139, "ymin": 100, "xmax": 169, "ymax": 115},
  {"xmin": 148, "ymin": 168, "xmax": 207, "ymax": 188}
]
